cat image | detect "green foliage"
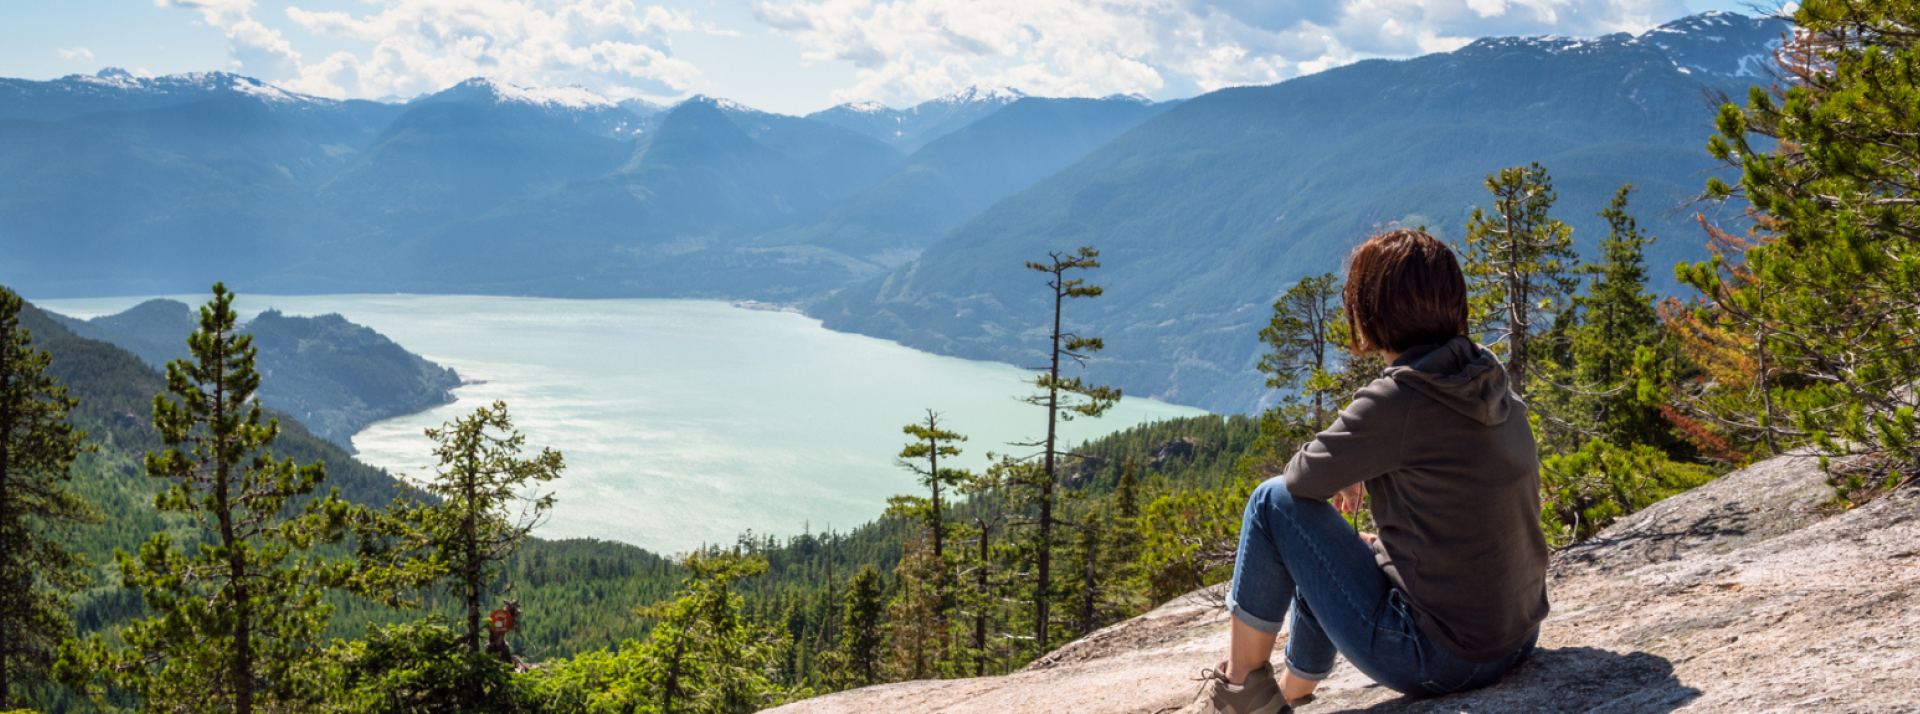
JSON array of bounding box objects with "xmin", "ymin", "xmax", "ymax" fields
[
  {"xmin": 1533, "ymin": 185, "xmax": 1685, "ymax": 457},
  {"xmin": 393, "ymin": 401, "xmax": 563, "ymax": 652},
  {"xmin": 524, "ymin": 551, "xmax": 789, "ymax": 714},
  {"xmin": 1258, "ymin": 273, "xmax": 1344, "ymax": 438},
  {"xmin": 1011, "ymin": 246, "xmax": 1122, "ymax": 655},
  {"xmin": 1136, "ymin": 477, "xmax": 1254, "ymax": 604},
  {"xmin": 325, "ymin": 621, "xmax": 519, "ymax": 714},
  {"xmin": 884, "ymin": 411, "xmax": 967, "ymax": 569},
  {"xmin": 101, "ymin": 284, "xmax": 352, "ymax": 714},
  {"xmin": 0, "ymin": 289, "xmax": 99, "ymax": 707},
  {"xmin": 1539, "ymin": 436, "xmax": 1714, "ymax": 546},
  {"xmin": 883, "ymin": 527, "xmax": 947, "ymax": 681},
  {"xmin": 1690, "ymin": 0, "xmax": 1920, "ymax": 492},
  {"xmin": 1459, "ymin": 163, "xmax": 1580, "ymax": 399},
  {"xmin": 837, "ymin": 566, "xmax": 885, "ymax": 688}
]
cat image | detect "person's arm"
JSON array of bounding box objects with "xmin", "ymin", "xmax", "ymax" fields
[{"xmin": 1281, "ymin": 381, "xmax": 1406, "ymax": 500}]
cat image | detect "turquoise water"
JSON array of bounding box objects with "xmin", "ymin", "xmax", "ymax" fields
[{"xmin": 36, "ymin": 294, "xmax": 1211, "ymax": 555}]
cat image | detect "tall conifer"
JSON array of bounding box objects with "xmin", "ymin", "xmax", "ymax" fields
[
  {"xmin": 110, "ymin": 284, "xmax": 350, "ymax": 714},
  {"xmin": 1460, "ymin": 164, "xmax": 1580, "ymax": 399},
  {"xmin": 0, "ymin": 288, "xmax": 97, "ymax": 707},
  {"xmin": 413, "ymin": 400, "xmax": 563, "ymax": 652},
  {"xmin": 1018, "ymin": 246, "xmax": 1119, "ymax": 655}
]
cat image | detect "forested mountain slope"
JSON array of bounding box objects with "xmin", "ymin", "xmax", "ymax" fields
[
  {"xmin": 44, "ymin": 299, "xmax": 462, "ymax": 448},
  {"xmin": 811, "ymin": 12, "xmax": 1789, "ymax": 414}
]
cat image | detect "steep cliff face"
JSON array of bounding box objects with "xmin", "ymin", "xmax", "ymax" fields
[{"xmin": 764, "ymin": 452, "xmax": 1920, "ymax": 713}]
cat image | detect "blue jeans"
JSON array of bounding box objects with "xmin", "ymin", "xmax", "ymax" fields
[{"xmin": 1225, "ymin": 478, "xmax": 1535, "ymax": 696}]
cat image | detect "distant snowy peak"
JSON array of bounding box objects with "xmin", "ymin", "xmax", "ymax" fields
[
  {"xmin": 1462, "ymin": 11, "xmax": 1789, "ymax": 79},
  {"xmin": 920, "ymin": 85, "xmax": 1026, "ymax": 109},
  {"xmin": 417, "ymin": 78, "xmax": 651, "ymax": 139},
  {"xmin": 1640, "ymin": 11, "xmax": 1790, "ymax": 78},
  {"xmin": 0, "ymin": 68, "xmax": 340, "ymax": 121},
  {"xmin": 429, "ymin": 77, "xmax": 618, "ymax": 110},
  {"xmin": 64, "ymin": 68, "xmax": 317, "ymax": 103},
  {"xmin": 680, "ymin": 94, "xmax": 762, "ymax": 116}
]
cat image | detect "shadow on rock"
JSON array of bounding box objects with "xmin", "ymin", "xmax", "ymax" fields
[{"xmin": 1329, "ymin": 647, "xmax": 1699, "ymax": 714}]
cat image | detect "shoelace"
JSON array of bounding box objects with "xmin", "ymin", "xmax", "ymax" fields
[{"xmin": 1150, "ymin": 667, "xmax": 1237, "ymax": 714}]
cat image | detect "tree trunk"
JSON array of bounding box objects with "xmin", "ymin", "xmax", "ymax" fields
[
  {"xmin": 464, "ymin": 463, "xmax": 482, "ymax": 653},
  {"xmin": 1078, "ymin": 525, "xmax": 1097, "ymax": 635},
  {"xmin": 1037, "ymin": 282, "xmax": 1064, "ymax": 654},
  {"xmin": 1505, "ymin": 205, "xmax": 1530, "ymax": 399},
  {"xmin": 974, "ymin": 519, "xmax": 989, "ymax": 678},
  {"xmin": 212, "ymin": 341, "xmax": 254, "ymax": 714}
]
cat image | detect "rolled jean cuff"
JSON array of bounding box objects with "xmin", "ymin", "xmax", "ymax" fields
[
  {"xmin": 1285, "ymin": 659, "xmax": 1334, "ymax": 682},
  {"xmin": 1225, "ymin": 591, "xmax": 1285, "ymax": 634}
]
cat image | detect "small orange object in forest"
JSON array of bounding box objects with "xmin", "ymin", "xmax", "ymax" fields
[{"xmin": 489, "ymin": 609, "xmax": 516, "ymax": 634}]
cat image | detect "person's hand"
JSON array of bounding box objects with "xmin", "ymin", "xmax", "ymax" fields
[
  {"xmin": 1332, "ymin": 482, "xmax": 1365, "ymax": 513},
  {"xmin": 1358, "ymin": 531, "xmax": 1378, "ymax": 547}
]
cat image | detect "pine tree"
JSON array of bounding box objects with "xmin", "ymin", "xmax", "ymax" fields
[
  {"xmin": 1564, "ymin": 185, "xmax": 1672, "ymax": 449},
  {"xmin": 1098, "ymin": 457, "xmax": 1145, "ymax": 619},
  {"xmin": 839, "ymin": 565, "xmax": 885, "ymax": 687},
  {"xmin": 883, "ymin": 527, "xmax": 946, "ymax": 681},
  {"xmin": 108, "ymin": 284, "xmax": 351, "ymax": 714},
  {"xmin": 885, "ymin": 410, "xmax": 966, "ymax": 614},
  {"xmin": 0, "ymin": 288, "xmax": 98, "ymax": 707},
  {"xmin": 412, "ymin": 400, "xmax": 563, "ymax": 652},
  {"xmin": 952, "ymin": 469, "xmax": 1008, "ymax": 678},
  {"xmin": 1687, "ymin": 0, "xmax": 1920, "ymax": 495},
  {"xmin": 1017, "ymin": 246, "xmax": 1120, "ymax": 655},
  {"xmin": 1257, "ymin": 273, "xmax": 1344, "ymax": 436},
  {"xmin": 633, "ymin": 550, "xmax": 786, "ymax": 714},
  {"xmin": 1459, "ymin": 164, "xmax": 1581, "ymax": 399}
]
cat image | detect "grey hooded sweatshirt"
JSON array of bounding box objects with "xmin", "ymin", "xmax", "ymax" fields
[{"xmin": 1281, "ymin": 335, "xmax": 1549, "ymax": 663}]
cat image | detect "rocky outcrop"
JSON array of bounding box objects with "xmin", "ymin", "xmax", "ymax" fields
[{"xmin": 763, "ymin": 452, "xmax": 1920, "ymax": 713}]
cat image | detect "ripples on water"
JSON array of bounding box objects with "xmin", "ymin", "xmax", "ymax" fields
[{"xmin": 36, "ymin": 294, "xmax": 1211, "ymax": 555}]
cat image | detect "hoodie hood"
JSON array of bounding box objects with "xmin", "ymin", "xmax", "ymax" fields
[{"xmin": 1383, "ymin": 336, "xmax": 1513, "ymax": 425}]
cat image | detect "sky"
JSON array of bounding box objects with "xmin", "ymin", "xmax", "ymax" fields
[{"xmin": 1, "ymin": 0, "xmax": 1779, "ymax": 116}]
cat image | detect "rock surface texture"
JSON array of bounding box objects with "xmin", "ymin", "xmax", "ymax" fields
[{"xmin": 761, "ymin": 453, "xmax": 1920, "ymax": 713}]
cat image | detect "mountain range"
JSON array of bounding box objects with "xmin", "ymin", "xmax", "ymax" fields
[{"xmin": 0, "ymin": 12, "xmax": 1789, "ymax": 414}]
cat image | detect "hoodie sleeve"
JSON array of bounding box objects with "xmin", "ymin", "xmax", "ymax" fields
[{"xmin": 1281, "ymin": 378, "xmax": 1409, "ymax": 500}]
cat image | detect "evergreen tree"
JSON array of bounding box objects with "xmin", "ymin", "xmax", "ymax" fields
[
  {"xmin": 412, "ymin": 400, "xmax": 563, "ymax": 652},
  {"xmin": 883, "ymin": 527, "xmax": 945, "ymax": 681},
  {"xmin": 884, "ymin": 410, "xmax": 966, "ymax": 618},
  {"xmin": 1688, "ymin": 0, "xmax": 1920, "ymax": 495},
  {"xmin": 1097, "ymin": 458, "xmax": 1145, "ymax": 619},
  {"xmin": 107, "ymin": 284, "xmax": 351, "ymax": 714},
  {"xmin": 636, "ymin": 551, "xmax": 786, "ymax": 714},
  {"xmin": 0, "ymin": 288, "xmax": 98, "ymax": 707},
  {"xmin": 951, "ymin": 470, "xmax": 1008, "ymax": 678},
  {"xmin": 529, "ymin": 550, "xmax": 788, "ymax": 714},
  {"xmin": 1564, "ymin": 185, "xmax": 1673, "ymax": 449},
  {"xmin": 1017, "ymin": 247, "xmax": 1120, "ymax": 655},
  {"xmin": 1459, "ymin": 164, "xmax": 1581, "ymax": 399},
  {"xmin": 1257, "ymin": 273, "xmax": 1344, "ymax": 436},
  {"xmin": 838, "ymin": 565, "xmax": 885, "ymax": 687}
]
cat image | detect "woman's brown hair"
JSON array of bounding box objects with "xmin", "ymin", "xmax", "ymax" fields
[{"xmin": 1343, "ymin": 229, "xmax": 1469, "ymax": 354}]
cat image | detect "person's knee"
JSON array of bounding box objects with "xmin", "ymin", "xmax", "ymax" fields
[{"xmin": 1249, "ymin": 477, "xmax": 1302, "ymax": 515}]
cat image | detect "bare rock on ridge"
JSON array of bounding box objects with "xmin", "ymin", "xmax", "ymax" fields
[{"xmin": 761, "ymin": 452, "xmax": 1920, "ymax": 714}]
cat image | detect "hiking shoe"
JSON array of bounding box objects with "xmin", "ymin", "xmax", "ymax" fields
[{"xmin": 1195, "ymin": 663, "xmax": 1290, "ymax": 714}]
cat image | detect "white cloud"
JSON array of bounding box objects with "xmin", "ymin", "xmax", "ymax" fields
[
  {"xmin": 155, "ymin": 0, "xmax": 704, "ymax": 100},
  {"xmin": 754, "ymin": 0, "xmax": 1689, "ymax": 106},
  {"xmin": 58, "ymin": 47, "xmax": 95, "ymax": 60}
]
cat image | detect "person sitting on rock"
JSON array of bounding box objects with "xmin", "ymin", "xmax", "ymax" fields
[{"xmin": 1199, "ymin": 229, "xmax": 1550, "ymax": 714}]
